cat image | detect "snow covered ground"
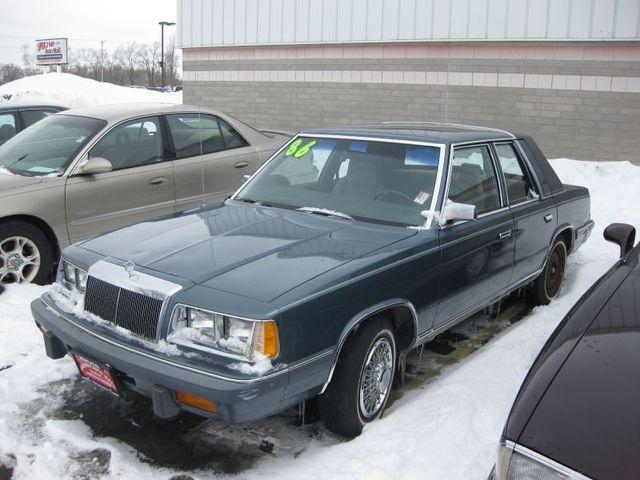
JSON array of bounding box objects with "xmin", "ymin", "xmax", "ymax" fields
[
  {"xmin": 1, "ymin": 158, "xmax": 639, "ymax": 480},
  {"xmin": 0, "ymin": 73, "xmax": 182, "ymax": 108}
]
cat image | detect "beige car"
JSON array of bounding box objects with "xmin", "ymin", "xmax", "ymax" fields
[{"xmin": 0, "ymin": 103, "xmax": 289, "ymax": 286}]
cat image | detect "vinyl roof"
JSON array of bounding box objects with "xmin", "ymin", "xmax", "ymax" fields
[{"xmin": 301, "ymin": 122, "xmax": 516, "ymax": 145}]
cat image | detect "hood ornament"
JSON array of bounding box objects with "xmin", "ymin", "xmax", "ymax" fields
[{"xmin": 124, "ymin": 260, "xmax": 137, "ymax": 280}]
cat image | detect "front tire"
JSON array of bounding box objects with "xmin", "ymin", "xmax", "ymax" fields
[
  {"xmin": 530, "ymin": 239, "xmax": 567, "ymax": 306},
  {"xmin": 0, "ymin": 221, "xmax": 53, "ymax": 287},
  {"xmin": 319, "ymin": 317, "xmax": 397, "ymax": 438}
]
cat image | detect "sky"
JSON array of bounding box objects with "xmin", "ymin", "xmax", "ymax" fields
[{"xmin": 0, "ymin": 0, "xmax": 177, "ymax": 65}]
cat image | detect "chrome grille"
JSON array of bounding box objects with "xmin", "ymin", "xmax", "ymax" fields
[{"xmin": 84, "ymin": 276, "xmax": 163, "ymax": 341}]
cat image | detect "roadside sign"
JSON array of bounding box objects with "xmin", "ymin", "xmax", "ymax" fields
[{"xmin": 35, "ymin": 38, "xmax": 68, "ymax": 65}]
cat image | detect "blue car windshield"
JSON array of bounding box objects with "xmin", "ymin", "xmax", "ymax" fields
[
  {"xmin": 0, "ymin": 114, "xmax": 106, "ymax": 176},
  {"xmin": 236, "ymin": 137, "xmax": 442, "ymax": 226}
]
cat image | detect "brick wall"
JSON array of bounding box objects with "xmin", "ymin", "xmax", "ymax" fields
[{"xmin": 183, "ymin": 43, "xmax": 640, "ymax": 163}]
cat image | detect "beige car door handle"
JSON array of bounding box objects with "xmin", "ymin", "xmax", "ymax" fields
[
  {"xmin": 234, "ymin": 161, "xmax": 250, "ymax": 168},
  {"xmin": 149, "ymin": 176, "xmax": 167, "ymax": 185}
]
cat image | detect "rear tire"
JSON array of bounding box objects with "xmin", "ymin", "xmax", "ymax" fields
[
  {"xmin": 319, "ymin": 316, "xmax": 397, "ymax": 438},
  {"xmin": 530, "ymin": 239, "xmax": 567, "ymax": 306},
  {"xmin": 0, "ymin": 220, "xmax": 53, "ymax": 287}
]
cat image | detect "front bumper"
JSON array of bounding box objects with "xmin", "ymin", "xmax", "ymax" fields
[{"xmin": 32, "ymin": 296, "xmax": 307, "ymax": 424}]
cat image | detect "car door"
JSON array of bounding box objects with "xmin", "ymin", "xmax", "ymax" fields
[
  {"xmin": 493, "ymin": 142, "xmax": 557, "ymax": 284},
  {"xmin": 435, "ymin": 144, "xmax": 515, "ymax": 327},
  {"xmin": 166, "ymin": 113, "xmax": 259, "ymax": 212},
  {"xmin": 0, "ymin": 111, "xmax": 18, "ymax": 146},
  {"xmin": 65, "ymin": 116, "xmax": 175, "ymax": 241}
]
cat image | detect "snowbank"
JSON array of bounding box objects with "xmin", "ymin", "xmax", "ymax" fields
[
  {"xmin": 1, "ymin": 159, "xmax": 639, "ymax": 479},
  {"xmin": 0, "ymin": 73, "xmax": 182, "ymax": 108}
]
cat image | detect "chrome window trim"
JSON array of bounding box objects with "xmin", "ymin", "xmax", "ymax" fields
[
  {"xmin": 504, "ymin": 440, "xmax": 593, "ymax": 480},
  {"xmin": 495, "ymin": 140, "xmax": 545, "ymax": 204},
  {"xmin": 439, "ymin": 142, "xmax": 507, "ymax": 228},
  {"xmin": 231, "ymin": 133, "xmax": 447, "ymax": 229},
  {"xmin": 507, "ymin": 198, "xmax": 539, "ymax": 209}
]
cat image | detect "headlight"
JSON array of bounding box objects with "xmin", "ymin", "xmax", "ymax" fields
[
  {"xmin": 495, "ymin": 442, "xmax": 573, "ymax": 480},
  {"xmin": 168, "ymin": 305, "xmax": 279, "ymax": 361},
  {"xmin": 59, "ymin": 260, "xmax": 88, "ymax": 294}
]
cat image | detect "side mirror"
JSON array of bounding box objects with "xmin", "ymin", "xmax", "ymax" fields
[
  {"xmin": 604, "ymin": 223, "xmax": 636, "ymax": 258},
  {"xmin": 78, "ymin": 157, "xmax": 112, "ymax": 175},
  {"xmin": 440, "ymin": 201, "xmax": 477, "ymax": 225}
]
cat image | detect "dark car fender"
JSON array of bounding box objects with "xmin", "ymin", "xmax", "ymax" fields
[{"xmin": 319, "ymin": 298, "xmax": 419, "ymax": 394}]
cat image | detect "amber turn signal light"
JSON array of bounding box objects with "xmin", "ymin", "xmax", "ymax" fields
[
  {"xmin": 253, "ymin": 320, "xmax": 279, "ymax": 359},
  {"xmin": 175, "ymin": 391, "xmax": 217, "ymax": 414}
]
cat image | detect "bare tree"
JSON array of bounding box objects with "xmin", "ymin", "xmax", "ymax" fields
[
  {"xmin": 164, "ymin": 38, "xmax": 180, "ymax": 87},
  {"xmin": 114, "ymin": 42, "xmax": 142, "ymax": 85},
  {"xmin": 0, "ymin": 64, "xmax": 24, "ymax": 86},
  {"xmin": 2, "ymin": 40, "xmax": 181, "ymax": 89},
  {"xmin": 138, "ymin": 42, "xmax": 160, "ymax": 86}
]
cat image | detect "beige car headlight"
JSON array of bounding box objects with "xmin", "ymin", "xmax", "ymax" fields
[{"xmin": 169, "ymin": 305, "xmax": 279, "ymax": 361}]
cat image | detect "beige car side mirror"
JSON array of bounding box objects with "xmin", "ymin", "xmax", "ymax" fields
[{"xmin": 78, "ymin": 157, "xmax": 113, "ymax": 175}]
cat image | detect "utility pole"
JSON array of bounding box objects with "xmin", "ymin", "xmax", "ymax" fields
[
  {"xmin": 100, "ymin": 40, "xmax": 105, "ymax": 82},
  {"xmin": 159, "ymin": 21, "xmax": 175, "ymax": 87}
]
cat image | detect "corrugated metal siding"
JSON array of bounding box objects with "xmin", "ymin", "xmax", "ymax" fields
[{"xmin": 177, "ymin": 0, "xmax": 640, "ymax": 48}]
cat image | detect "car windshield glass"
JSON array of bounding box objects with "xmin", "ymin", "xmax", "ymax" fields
[
  {"xmin": 236, "ymin": 137, "xmax": 442, "ymax": 226},
  {"xmin": 0, "ymin": 115, "xmax": 106, "ymax": 176}
]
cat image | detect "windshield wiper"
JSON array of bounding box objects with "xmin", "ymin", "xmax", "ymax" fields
[
  {"xmin": 296, "ymin": 207, "xmax": 354, "ymax": 221},
  {"xmin": 234, "ymin": 197, "xmax": 273, "ymax": 207}
]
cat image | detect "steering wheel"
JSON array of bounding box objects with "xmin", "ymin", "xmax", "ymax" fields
[{"xmin": 374, "ymin": 189, "xmax": 417, "ymax": 205}]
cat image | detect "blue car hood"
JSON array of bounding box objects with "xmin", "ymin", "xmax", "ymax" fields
[{"xmin": 79, "ymin": 203, "xmax": 416, "ymax": 302}]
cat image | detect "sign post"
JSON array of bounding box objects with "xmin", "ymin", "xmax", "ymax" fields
[{"xmin": 35, "ymin": 38, "xmax": 68, "ymax": 71}]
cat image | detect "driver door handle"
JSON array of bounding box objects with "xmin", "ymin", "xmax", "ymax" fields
[
  {"xmin": 499, "ymin": 229, "xmax": 513, "ymax": 240},
  {"xmin": 544, "ymin": 214, "xmax": 554, "ymax": 223},
  {"xmin": 149, "ymin": 176, "xmax": 167, "ymax": 185},
  {"xmin": 234, "ymin": 161, "xmax": 250, "ymax": 168}
]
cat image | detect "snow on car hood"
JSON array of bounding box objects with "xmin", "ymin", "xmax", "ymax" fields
[{"xmin": 79, "ymin": 203, "xmax": 416, "ymax": 302}]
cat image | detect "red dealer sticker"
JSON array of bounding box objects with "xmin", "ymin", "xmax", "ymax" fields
[{"xmin": 73, "ymin": 354, "xmax": 119, "ymax": 394}]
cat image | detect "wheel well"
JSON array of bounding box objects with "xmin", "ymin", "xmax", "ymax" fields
[
  {"xmin": 346, "ymin": 305, "xmax": 417, "ymax": 353},
  {"xmin": 557, "ymin": 227, "xmax": 574, "ymax": 254},
  {"xmin": 0, "ymin": 215, "xmax": 60, "ymax": 264}
]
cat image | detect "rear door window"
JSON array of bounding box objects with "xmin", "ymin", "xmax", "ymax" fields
[
  {"xmin": 0, "ymin": 112, "xmax": 17, "ymax": 146},
  {"xmin": 494, "ymin": 143, "xmax": 538, "ymax": 204},
  {"xmin": 218, "ymin": 118, "xmax": 249, "ymax": 149},
  {"xmin": 166, "ymin": 114, "xmax": 226, "ymax": 159}
]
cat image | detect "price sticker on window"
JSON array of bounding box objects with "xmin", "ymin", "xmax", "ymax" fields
[
  {"xmin": 414, "ymin": 191, "xmax": 430, "ymax": 205},
  {"xmin": 285, "ymin": 139, "xmax": 317, "ymax": 158}
]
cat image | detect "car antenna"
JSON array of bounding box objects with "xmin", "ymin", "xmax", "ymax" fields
[{"xmin": 200, "ymin": 110, "xmax": 206, "ymax": 208}]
